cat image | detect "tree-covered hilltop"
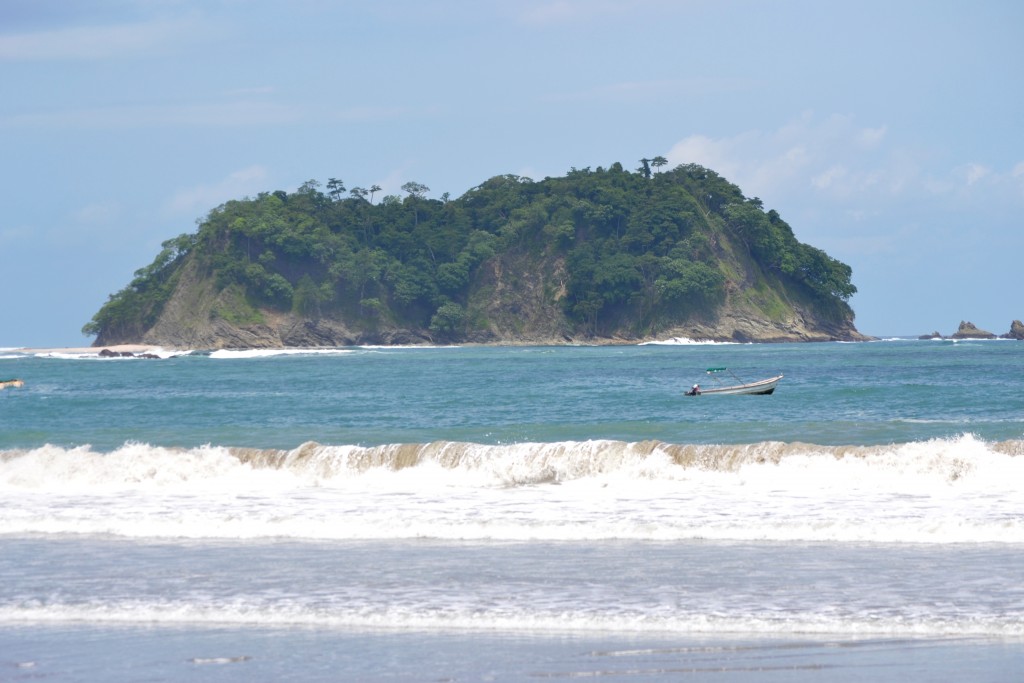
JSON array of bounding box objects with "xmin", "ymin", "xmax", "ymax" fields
[{"xmin": 83, "ymin": 161, "xmax": 864, "ymax": 347}]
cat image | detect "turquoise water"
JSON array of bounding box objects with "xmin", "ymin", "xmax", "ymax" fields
[
  {"xmin": 1, "ymin": 339, "xmax": 1023, "ymax": 681},
  {"xmin": 3, "ymin": 339, "xmax": 1023, "ymax": 450}
]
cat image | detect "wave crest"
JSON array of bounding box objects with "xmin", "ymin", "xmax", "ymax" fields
[{"xmin": 1, "ymin": 434, "xmax": 1020, "ymax": 493}]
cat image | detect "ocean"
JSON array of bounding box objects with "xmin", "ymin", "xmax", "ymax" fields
[{"xmin": 1, "ymin": 339, "xmax": 1022, "ymax": 681}]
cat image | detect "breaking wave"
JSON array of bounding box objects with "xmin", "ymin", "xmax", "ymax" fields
[
  {"xmin": 2, "ymin": 434, "xmax": 1021, "ymax": 492},
  {"xmin": 2, "ymin": 435, "xmax": 1021, "ymax": 543}
]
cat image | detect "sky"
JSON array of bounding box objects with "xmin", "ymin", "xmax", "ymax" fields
[{"xmin": 2, "ymin": 0, "xmax": 1021, "ymax": 347}]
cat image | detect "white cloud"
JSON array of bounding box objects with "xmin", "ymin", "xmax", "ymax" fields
[
  {"xmin": 665, "ymin": 133, "xmax": 747, "ymax": 184},
  {"xmin": 224, "ymin": 86, "xmax": 276, "ymax": 97},
  {"xmin": 0, "ymin": 224, "xmax": 33, "ymax": 246},
  {"xmin": 963, "ymin": 162, "xmax": 991, "ymax": 186},
  {"xmin": 811, "ymin": 165, "xmax": 847, "ymax": 190},
  {"xmin": 665, "ymin": 113, "xmax": 920, "ymax": 204},
  {"xmin": 164, "ymin": 166, "xmax": 270, "ymax": 217},
  {"xmin": 0, "ymin": 17, "xmax": 207, "ymax": 61},
  {"xmin": 328, "ymin": 105, "xmax": 414, "ymax": 123},
  {"xmin": 375, "ymin": 163, "xmax": 418, "ymax": 198},
  {"xmin": 933, "ymin": 160, "xmax": 1024, "ymax": 203},
  {"xmin": 1013, "ymin": 162, "xmax": 1024, "ymax": 198},
  {"xmin": 547, "ymin": 76, "xmax": 751, "ymax": 104},
  {"xmin": 72, "ymin": 202, "xmax": 121, "ymax": 225},
  {"xmin": 516, "ymin": 0, "xmax": 626, "ymax": 26},
  {"xmin": 667, "ymin": 115, "xmax": 1022, "ymax": 210},
  {"xmin": 859, "ymin": 126, "xmax": 887, "ymax": 148},
  {"xmin": 0, "ymin": 100, "xmax": 301, "ymax": 129},
  {"xmin": 519, "ymin": 0, "xmax": 578, "ymax": 25},
  {"xmin": 515, "ymin": 0, "xmax": 678, "ymax": 26},
  {"xmin": 25, "ymin": 201, "xmax": 131, "ymax": 249}
]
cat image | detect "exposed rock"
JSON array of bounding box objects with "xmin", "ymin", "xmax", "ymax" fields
[
  {"xmin": 918, "ymin": 331, "xmax": 943, "ymax": 340},
  {"xmin": 651, "ymin": 305, "xmax": 871, "ymax": 343},
  {"xmin": 1001, "ymin": 320, "xmax": 1024, "ymax": 340},
  {"xmin": 98, "ymin": 348, "xmax": 160, "ymax": 358},
  {"xmin": 950, "ymin": 321, "xmax": 996, "ymax": 339},
  {"xmin": 106, "ymin": 240, "xmax": 868, "ymax": 348}
]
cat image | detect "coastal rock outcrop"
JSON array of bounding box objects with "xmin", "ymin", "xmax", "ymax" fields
[
  {"xmin": 918, "ymin": 331, "xmax": 942, "ymax": 340},
  {"xmin": 1002, "ymin": 320, "xmax": 1024, "ymax": 340},
  {"xmin": 98, "ymin": 348, "xmax": 160, "ymax": 358},
  {"xmin": 950, "ymin": 321, "xmax": 996, "ymax": 339}
]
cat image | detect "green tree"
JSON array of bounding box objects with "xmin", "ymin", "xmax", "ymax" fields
[
  {"xmin": 429, "ymin": 301, "xmax": 465, "ymax": 335},
  {"xmin": 401, "ymin": 181, "xmax": 429, "ymax": 199},
  {"xmin": 326, "ymin": 178, "xmax": 346, "ymax": 201}
]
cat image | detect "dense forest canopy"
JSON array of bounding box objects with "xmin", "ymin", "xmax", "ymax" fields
[{"xmin": 83, "ymin": 161, "xmax": 856, "ymax": 343}]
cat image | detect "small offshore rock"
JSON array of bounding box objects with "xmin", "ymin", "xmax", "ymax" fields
[
  {"xmin": 1001, "ymin": 319, "xmax": 1024, "ymax": 340},
  {"xmin": 950, "ymin": 321, "xmax": 996, "ymax": 339}
]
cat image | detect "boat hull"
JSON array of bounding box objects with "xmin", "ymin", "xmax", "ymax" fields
[{"xmin": 694, "ymin": 374, "xmax": 783, "ymax": 396}]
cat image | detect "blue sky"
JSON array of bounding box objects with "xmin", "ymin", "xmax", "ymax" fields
[{"xmin": 2, "ymin": 0, "xmax": 1021, "ymax": 346}]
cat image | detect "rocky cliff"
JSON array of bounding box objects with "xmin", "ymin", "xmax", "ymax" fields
[{"xmin": 131, "ymin": 248, "xmax": 864, "ymax": 349}]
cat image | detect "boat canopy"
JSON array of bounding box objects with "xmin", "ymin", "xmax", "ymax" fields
[{"xmin": 706, "ymin": 367, "xmax": 728, "ymax": 373}]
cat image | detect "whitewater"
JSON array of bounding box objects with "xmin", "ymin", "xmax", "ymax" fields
[
  {"xmin": 3, "ymin": 436, "xmax": 1023, "ymax": 545},
  {"xmin": 1, "ymin": 340, "xmax": 1022, "ymax": 681}
]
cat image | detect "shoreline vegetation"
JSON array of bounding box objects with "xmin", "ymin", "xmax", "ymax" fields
[{"xmin": 82, "ymin": 162, "xmax": 866, "ymax": 349}]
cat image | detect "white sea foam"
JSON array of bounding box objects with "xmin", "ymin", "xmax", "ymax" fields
[
  {"xmin": 208, "ymin": 348, "xmax": 355, "ymax": 359},
  {"xmin": 357, "ymin": 344, "xmax": 461, "ymax": 350},
  {"xmin": 189, "ymin": 657, "xmax": 251, "ymax": 665},
  {"xmin": 638, "ymin": 337, "xmax": 737, "ymax": 345},
  {"xmin": 30, "ymin": 347, "xmax": 192, "ymax": 360},
  {"xmin": 39, "ymin": 352, "xmax": 112, "ymax": 360},
  {"xmin": 2, "ymin": 435, "xmax": 1021, "ymax": 543},
  {"xmin": 1, "ymin": 601, "xmax": 1020, "ymax": 638}
]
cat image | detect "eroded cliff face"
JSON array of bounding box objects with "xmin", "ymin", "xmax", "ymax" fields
[
  {"xmin": 136, "ymin": 301, "xmax": 865, "ymax": 348},
  {"xmin": 130, "ymin": 259, "xmax": 429, "ymax": 349},
  {"xmin": 110, "ymin": 248, "xmax": 867, "ymax": 349}
]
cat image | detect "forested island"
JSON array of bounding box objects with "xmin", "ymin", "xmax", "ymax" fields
[{"xmin": 83, "ymin": 161, "xmax": 867, "ymax": 348}]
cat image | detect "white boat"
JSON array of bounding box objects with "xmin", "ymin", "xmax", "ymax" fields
[{"xmin": 686, "ymin": 368, "xmax": 782, "ymax": 396}]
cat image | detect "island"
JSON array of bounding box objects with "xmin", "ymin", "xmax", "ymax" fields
[{"xmin": 83, "ymin": 161, "xmax": 868, "ymax": 348}]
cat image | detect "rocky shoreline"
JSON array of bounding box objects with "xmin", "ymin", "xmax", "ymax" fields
[{"xmin": 918, "ymin": 320, "xmax": 1024, "ymax": 340}]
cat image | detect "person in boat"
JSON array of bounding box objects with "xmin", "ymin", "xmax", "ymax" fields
[{"xmin": 686, "ymin": 383, "xmax": 701, "ymax": 396}]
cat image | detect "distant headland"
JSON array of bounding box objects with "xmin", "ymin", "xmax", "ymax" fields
[{"xmin": 82, "ymin": 162, "xmax": 869, "ymax": 348}]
